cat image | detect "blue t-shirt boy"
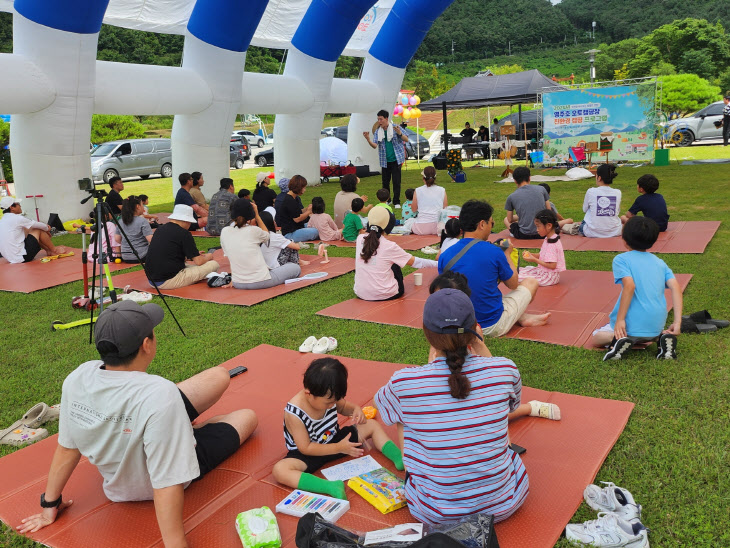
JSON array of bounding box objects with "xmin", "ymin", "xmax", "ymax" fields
[
  {"xmin": 438, "ymin": 239, "xmax": 514, "ymax": 328},
  {"xmin": 609, "ymin": 250, "xmax": 675, "ymax": 337}
]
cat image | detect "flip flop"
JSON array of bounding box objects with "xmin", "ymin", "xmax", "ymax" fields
[
  {"xmin": 0, "ymin": 424, "xmax": 48, "ymax": 446},
  {"xmin": 686, "ymin": 310, "xmax": 729, "ymax": 329},
  {"xmin": 680, "ymin": 317, "xmax": 717, "ymax": 334},
  {"xmin": 21, "ymin": 403, "xmax": 60, "ymax": 428}
]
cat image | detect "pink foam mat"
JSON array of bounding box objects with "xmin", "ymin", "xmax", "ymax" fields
[
  {"xmin": 0, "ymin": 345, "xmax": 634, "ymax": 548},
  {"xmin": 110, "ymin": 250, "xmax": 355, "ymax": 307},
  {"xmin": 317, "ymin": 269, "xmax": 692, "ymax": 348},
  {"xmin": 489, "ymin": 220, "xmax": 720, "ymax": 253},
  {"xmin": 307, "ymin": 233, "xmax": 440, "ymax": 251},
  {"xmin": 0, "ymin": 248, "xmax": 129, "ymax": 293}
]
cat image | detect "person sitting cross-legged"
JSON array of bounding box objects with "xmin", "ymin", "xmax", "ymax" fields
[
  {"xmin": 16, "ymin": 301, "xmax": 257, "ymax": 547},
  {"xmin": 0, "ymin": 197, "xmax": 66, "ymax": 263},
  {"xmin": 145, "ymin": 204, "xmax": 219, "ymax": 290}
]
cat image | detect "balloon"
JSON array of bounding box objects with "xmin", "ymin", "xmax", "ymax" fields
[
  {"xmin": 409, "ymin": 96, "xmax": 416, "ymax": 106},
  {"xmin": 402, "ymin": 109, "xmax": 411, "ymax": 120},
  {"xmin": 401, "ymin": 96, "xmax": 409, "ymax": 106},
  {"xmin": 413, "ymin": 95, "xmax": 421, "ymax": 105},
  {"xmin": 393, "ymin": 108, "xmax": 400, "ymax": 117},
  {"xmin": 412, "ymin": 108, "xmax": 421, "ymax": 119},
  {"xmin": 396, "ymin": 104, "xmax": 403, "ymax": 114}
]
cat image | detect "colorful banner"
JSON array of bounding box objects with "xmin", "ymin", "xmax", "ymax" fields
[{"xmin": 541, "ymin": 85, "xmax": 654, "ymax": 164}]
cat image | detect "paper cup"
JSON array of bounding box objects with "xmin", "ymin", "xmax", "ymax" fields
[{"xmin": 413, "ymin": 272, "xmax": 423, "ymax": 286}]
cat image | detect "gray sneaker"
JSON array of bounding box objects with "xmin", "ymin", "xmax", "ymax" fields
[{"xmin": 565, "ymin": 513, "xmax": 649, "ymax": 547}]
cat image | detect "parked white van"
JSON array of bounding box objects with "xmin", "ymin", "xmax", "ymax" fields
[{"xmin": 91, "ymin": 138, "xmax": 172, "ymax": 183}]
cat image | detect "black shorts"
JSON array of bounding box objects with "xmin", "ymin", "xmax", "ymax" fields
[
  {"xmin": 509, "ymin": 222, "xmax": 543, "ymax": 240},
  {"xmin": 179, "ymin": 389, "xmax": 240, "ymax": 479},
  {"xmin": 23, "ymin": 234, "xmax": 42, "ymax": 263},
  {"xmin": 285, "ymin": 425, "xmax": 359, "ymax": 474}
]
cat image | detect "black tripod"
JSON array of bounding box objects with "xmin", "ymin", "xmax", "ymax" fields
[{"xmin": 80, "ymin": 184, "xmax": 185, "ymax": 342}]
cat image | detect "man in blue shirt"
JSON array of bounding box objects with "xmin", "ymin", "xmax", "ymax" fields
[
  {"xmin": 175, "ymin": 172, "xmax": 208, "ymax": 230},
  {"xmin": 438, "ymin": 200, "xmax": 550, "ymax": 337},
  {"xmin": 363, "ymin": 110, "xmax": 409, "ymax": 208}
]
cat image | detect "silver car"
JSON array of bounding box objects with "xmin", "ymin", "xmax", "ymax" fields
[
  {"xmin": 91, "ymin": 138, "xmax": 172, "ymax": 183},
  {"xmin": 665, "ymin": 101, "xmax": 725, "ymax": 147}
]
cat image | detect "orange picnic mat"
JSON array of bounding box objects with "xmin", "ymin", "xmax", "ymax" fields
[
  {"xmin": 307, "ymin": 234, "xmax": 441, "ymax": 251},
  {"xmin": 110, "ymin": 251, "xmax": 355, "ymax": 307},
  {"xmin": 318, "ymin": 269, "xmax": 693, "ymax": 349},
  {"xmin": 0, "ymin": 345, "xmax": 634, "ymax": 548},
  {"xmin": 489, "ymin": 220, "xmax": 720, "ymax": 253},
  {"xmin": 0, "ymin": 248, "xmax": 129, "ymax": 293}
]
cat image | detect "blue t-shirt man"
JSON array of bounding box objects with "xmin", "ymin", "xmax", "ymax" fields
[
  {"xmin": 608, "ymin": 250, "xmax": 675, "ymax": 337},
  {"xmin": 628, "ymin": 193, "xmax": 669, "ymax": 232},
  {"xmin": 175, "ymin": 188, "xmax": 195, "ymax": 207},
  {"xmin": 438, "ymin": 239, "xmax": 514, "ymax": 328}
]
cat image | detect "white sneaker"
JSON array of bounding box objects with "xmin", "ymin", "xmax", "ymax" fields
[
  {"xmin": 298, "ymin": 242, "xmax": 311, "ymax": 250},
  {"xmin": 565, "ymin": 513, "xmax": 649, "ymax": 547},
  {"xmin": 395, "ymin": 204, "xmax": 402, "ymax": 209},
  {"xmin": 584, "ymin": 482, "xmax": 642, "ymax": 521},
  {"xmin": 299, "ymin": 336, "xmax": 317, "ymax": 353}
]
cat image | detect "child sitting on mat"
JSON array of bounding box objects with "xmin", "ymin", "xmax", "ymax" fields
[
  {"xmin": 306, "ymin": 197, "xmax": 342, "ymax": 242},
  {"xmin": 437, "ymin": 218, "xmax": 461, "ymax": 259},
  {"xmin": 401, "ymin": 188, "xmax": 417, "ymax": 221},
  {"xmin": 374, "ymin": 188, "xmax": 396, "ymax": 234},
  {"xmin": 272, "ymin": 357, "xmax": 404, "ymax": 500},
  {"xmin": 137, "ymin": 194, "xmax": 159, "ymax": 227},
  {"xmin": 342, "ymin": 198, "xmax": 366, "ymax": 242},
  {"xmin": 591, "ymin": 216, "xmax": 683, "ymax": 361},
  {"xmin": 518, "ymin": 209, "xmax": 566, "ymax": 287},
  {"xmin": 537, "ymin": 183, "xmax": 573, "ymax": 228},
  {"xmin": 259, "ymin": 211, "xmax": 309, "ymax": 267},
  {"xmin": 620, "ymin": 174, "xmax": 669, "ymax": 232}
]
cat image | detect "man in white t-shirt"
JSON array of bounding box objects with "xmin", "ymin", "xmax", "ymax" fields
[
  {"xmin": 0, "ymin": 197, "xmax": 65, "ymax": 263},
  {"xmin": 17, "ymin": 301, "xmax": 258, "ymax": 547}
]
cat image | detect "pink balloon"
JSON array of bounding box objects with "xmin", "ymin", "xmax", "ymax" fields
[
  {"xmin": 396, "ymin": 105, "xmax": 403, "ymax": 114},
  {"xmin": 393, "ymin": 108, "xmax": 399, "ymax": 117},
  {"xmin": 409, "ymin": 96, "xmax": 417, "ymax": 106}
]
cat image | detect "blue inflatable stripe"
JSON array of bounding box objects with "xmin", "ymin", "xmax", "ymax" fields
[
  {"xmin": 369, "ymin": 0, "xmax": 455, "ymax": 69},
  {"xmin": 15, "ymin": 0, "xmax": 109, "ymax": 34},
  {"xmin": 187, "ymin": 0, "xmax": 269, "ymax": 52},
  {"xmin": 292, "ymin": 0, "xmax": 377, "ymax": 62}
]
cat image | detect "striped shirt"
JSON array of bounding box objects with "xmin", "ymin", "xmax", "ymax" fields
[
  {"xmin": 374, "ymin": 355, "xmax": 529, "ymax": 524},
  {"xmin": 283, "ymin": 402, "xmax": 339, "ymax": 451}
]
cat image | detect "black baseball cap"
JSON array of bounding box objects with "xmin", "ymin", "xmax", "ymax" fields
[
  {"xmin": 95, "ymin": 301, "xmax": 164, "ymax": 358},
  {"xmin": 423, "ymin": 288, "xmax": 482, "ymax": 340}
]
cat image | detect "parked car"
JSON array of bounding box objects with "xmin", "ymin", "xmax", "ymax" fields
[
  {"xmin": 91, "ymin": 138, "xmax": 172, "ymax": 183},
  {"xmin": 333, "ymin": 126, "xmax": 348, "ymax": 142},
  {"xmin": 321, "ymin": 126, "xmax": 337, "ymax": 137},
  {"xmin": 233, "ymin": 130, "xmax": 265, "ymax": 148},
  {"xmin": 664, "ymin": 101, "xmax": 725, "ymax": 146},
  {"xmin": 254, "ymin": 148, "xmax": 274, "ymax": 167},
  {"xmin": 229, "ymin": 145, "xmax": 247, "ymax": 169},
  {"xmin": 401, "ymin": 127, "xmax": 430, "ymax": 159},
  {"xmin": 230, "ymin": 141, "xmax": 250, "ymax": 160},
  {"xmin": 266, "ymin": 133, "xmax": 274, "ymax": 146}
]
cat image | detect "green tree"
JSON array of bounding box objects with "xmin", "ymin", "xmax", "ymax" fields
[
  {"xmin": 334, "ymin": 56, "xmax": 363, "ymax": 79},
  {"xmin": 484, "ymin": 64, "xmax": 525, "ymax": 75},
  {"xmin": 594, "ymin": 38, "xmax": 643, "ymax": 80},
  {"xmin": 678, "ymin": 49, "xmax": 716, "ymax": 80},
  {"xmin": 91, "ymin": 115, "xmax": 146, "ymax": 144},
  {"xmin": 651, "ymin": 61, "xmax": 677, "ymax": 76},
  {"xmin": 403, "ymin": 61, "xmax": 450, "ymax": 101},
  {"xmin": 647, "ymin": 19, "xmax": 730, "ymax": 70},
  {"xmin": 716, "ymin": 68, "xmax": 730, "ymax": 95},
  {"xmin": 659, "ymin": 74, "xmax": 721, "ymax": 116},
  {"xmin": 627, "ymin": 44, "xmax": 663, "ymax": 77},
  {"xmin": 0, "ymin": 118, "xmax": 11, "ymax": 183}
]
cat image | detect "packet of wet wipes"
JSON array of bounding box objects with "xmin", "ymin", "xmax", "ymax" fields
[{"xmin": 235, "ymin": 506, "xmax": 281, "ymax": 548}]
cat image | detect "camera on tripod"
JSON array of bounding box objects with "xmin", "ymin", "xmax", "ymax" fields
[{"xmin": 79, "ymin": 178, "xmax": 107, "ymax": 201}]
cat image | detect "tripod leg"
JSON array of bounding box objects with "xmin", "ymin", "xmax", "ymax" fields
[{"xmin": 103, "ymin": 262, "xmax": 117, "ymax": 304}]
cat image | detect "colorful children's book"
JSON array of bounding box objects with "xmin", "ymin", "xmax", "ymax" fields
[
  {"xmin": 347, "ymin": 467, "xmax": 407, "ymax": 514},
  {"xmin": 275, "ymin": 489, "xmax": 349, "ymax": 523}
]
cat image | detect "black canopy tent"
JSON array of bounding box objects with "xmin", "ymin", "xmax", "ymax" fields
[{"xmin": 419, "ymin": 69, "xmax": 565, "ymax": 145}]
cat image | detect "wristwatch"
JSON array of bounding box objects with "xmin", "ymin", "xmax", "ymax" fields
[{"xmin": 40, "ymin": 493, "xmax": 63, "ymax": 509}]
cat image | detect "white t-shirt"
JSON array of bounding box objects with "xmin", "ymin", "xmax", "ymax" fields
[
  {"xmin": 0, "ymin": 213, "xmax": 46, "ymax": 263},
  {"xmin": 58, "ymin": 361, "xmax": 199, "ymax": 502},
  {"xmin": 414, "ymin": 185, "xmax": 446, "ymax": 224},
  {"xmin": 260, "ymin": 232, "xmax": 292, "ymax": 270},
  {"xmin": 220, "ymin": 225, "xmax": 271, "ymax": 284},
  {"xmin": 354, "ymin": 234, "xmax": 412, "ymax": 300},
  {"xmin": 582, "ymin": 186, "xmax": 622, "ymax": 238},
  {"xmin": 441, "ymin": 237, "xmax": 459, "ymax": 254}
]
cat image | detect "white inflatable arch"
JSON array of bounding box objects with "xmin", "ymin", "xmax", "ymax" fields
[{"xmin": 0, "ymin": 0, "xmax": 454, "ymax": 220}]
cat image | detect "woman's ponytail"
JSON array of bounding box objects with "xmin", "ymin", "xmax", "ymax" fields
[
  {"xmin": 360, "ymin": 225, "xmax": 382, "ymax": 263},
  {"xmin": 445, "ymin": 347, "xmax": 471, "ymax": 399}
]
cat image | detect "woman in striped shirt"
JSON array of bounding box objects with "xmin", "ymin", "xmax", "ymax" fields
[{"xmin": 375, "ymin": 288, "xmax": 558, "ymax": 524}]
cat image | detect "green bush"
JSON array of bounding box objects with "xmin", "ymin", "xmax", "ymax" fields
[{"xmin": 91, "ymin": 114, "xmax": 146, "ymax": 144}]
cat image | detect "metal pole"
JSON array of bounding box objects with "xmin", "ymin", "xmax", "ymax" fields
[{"xmin": 442, "ymin": 101, "xmax": 448, "ymax": 153}]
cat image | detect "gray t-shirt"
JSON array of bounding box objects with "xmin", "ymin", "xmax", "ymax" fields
[
  {"xmin": 119, "ymin": 215, "xmax": 153, "ymax": 261},
  {"xmin": 504, "ymin": 185, "xmax": 550, "ymax": 236},
  {"xmin": 58, "ymin": 361, "xmax": 199, "ymax": 502}
]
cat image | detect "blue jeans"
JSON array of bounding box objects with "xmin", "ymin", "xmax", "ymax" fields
[{"xmin": 285, "ymin": 227, "xmax": 319, "ymax": 242}]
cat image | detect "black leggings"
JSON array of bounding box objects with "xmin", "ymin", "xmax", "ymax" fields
[{"xmin": 382, "ymin": 264, "xmax": 405, "ymax": 301}]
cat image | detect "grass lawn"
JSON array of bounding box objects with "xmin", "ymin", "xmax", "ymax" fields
[{"xmin": 1, "ymin": 160, "xmax": 729, "ymax": 547}]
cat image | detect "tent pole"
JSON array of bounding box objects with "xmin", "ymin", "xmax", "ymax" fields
[
  {"xmin": 518, "ymin": 104, "xmax": 523, "ymax": 140},
  {"xmin": 416, "ymin": 115, "xmax": 420, "ymax": 166},
  {"xmin": 442, "ymin": 101, "xmax": 448, "ymax": 153},
  {"xmin": 487, "ymin": 105, "xmax": 492, "ymax": 167}
]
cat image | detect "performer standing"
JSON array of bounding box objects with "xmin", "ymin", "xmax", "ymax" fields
[{"xmin": 363, "ymin": 110, "xmax": 410, "ymax": 208}]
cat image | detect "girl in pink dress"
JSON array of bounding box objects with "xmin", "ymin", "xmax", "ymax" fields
[{"xmin": 518, "ymin": 209, "xmax": 566, "ymax": 286}]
